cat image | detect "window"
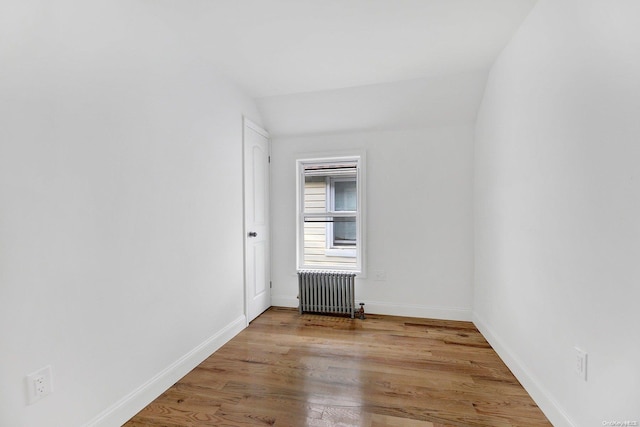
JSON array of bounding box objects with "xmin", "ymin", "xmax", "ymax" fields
[{"xmin": 297, "ymin": 156, "xmax": 364, "ymax": 272}]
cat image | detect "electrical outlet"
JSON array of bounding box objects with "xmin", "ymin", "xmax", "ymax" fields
[
  {"xmin": 574, "ymin": 347, "xmax": 587, "ymax": 381},
  {"xmin": 27, "ymin": 365, "xmax": 53, "ymax": 404},
  {"xmin": 34, "ymin": 375, "xmax": 46, "ymax": 395}
]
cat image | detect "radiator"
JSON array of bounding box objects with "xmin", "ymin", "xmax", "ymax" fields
[{"xmin": 298, "ymin": 270, "xmax": 357, "ymax": 318}]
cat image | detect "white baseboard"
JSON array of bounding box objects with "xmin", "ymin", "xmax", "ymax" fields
[
  {"xmin": 271, "ymin": 296, "xmax": 471, "ymax": 321},
  {"xmin": 472, "ymin": 312, "xmax": 575, "ymax": 427},
  {"xmin": 271, "ymin": 295, "xmax": 298, "ymax": 308},
  {"xmin": 83, "ymin": 315, "xmax": 247, "ymax": 427},
  {"xmin": 361, "ymin": 300, "xmax": 472, "ymax": 321}
]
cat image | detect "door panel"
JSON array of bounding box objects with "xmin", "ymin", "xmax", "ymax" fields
[
  {"xmin": 254, "ymin": 243, "xmax": 266, "ymax": 294},
  {"xmin": 244, "ymin": 119, "xmax": 270, "ymax": 323}
]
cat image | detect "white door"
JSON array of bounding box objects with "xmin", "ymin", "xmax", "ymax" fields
[{"xmin": 244, "ymin": 119, "xmax": 271, "ymax": 323}]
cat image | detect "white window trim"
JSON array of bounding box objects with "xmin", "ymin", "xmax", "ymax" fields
[{"xmin": 296, "ymin": 152, "xmax": 366, "ymax": 274}]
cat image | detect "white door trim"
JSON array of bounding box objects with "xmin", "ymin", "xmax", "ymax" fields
[{"xmin": 245, "ymin": 118, "xmax": 269, "ymax": 138}]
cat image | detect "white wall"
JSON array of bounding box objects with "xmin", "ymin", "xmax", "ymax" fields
[
  {"xmin": 257, "ymin": 70, "xmax": 488, "ymax": 137},
  {"xmin": 0, "ymin": 2, "xmax": 261, "ymax": 426},
  {"xmin": 474, "ymin": 0, "xmax": 640, "ymax": 425},
  {"xmin": 271, "ymin": 127, "xmax": 474, "ymax": 320}
]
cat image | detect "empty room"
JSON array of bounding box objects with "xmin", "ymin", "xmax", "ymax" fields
[{"xmin": 1, "ymin": 0, "xmax": 638, "ymax": 426}]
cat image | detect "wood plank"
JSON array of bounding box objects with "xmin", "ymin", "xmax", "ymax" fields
[{"xmin": 125, "ymin": 308, "xmax": 551, "ymax": 427}]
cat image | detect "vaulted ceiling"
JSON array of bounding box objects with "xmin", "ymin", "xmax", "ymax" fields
[
  {"xmin": 178, "ymin": 0, "xmax": 538, "ymax": 134},
  {"xmin": 177, "ymin": 0, "xmax": 538, "ymax": 98},
  {"xmin": 6, "ymin": 0, "xmax": 537, "ymax": 135}
]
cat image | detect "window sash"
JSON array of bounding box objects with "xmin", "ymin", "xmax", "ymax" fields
[{"xmin": 326, "ymin": 176, "xmax": 356, "ymax": 248}]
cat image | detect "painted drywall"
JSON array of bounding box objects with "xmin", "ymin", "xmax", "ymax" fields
[
  {"xmin": 474, "ymin": 0, "xmax": 640, "ymax": 425},
  {"xmin": 0, "ymin": 2, "xmax": 261, "ymax": 426},
  {"xmin": 193, "ymin": 0, "xmax": 536, "ymax": 97},
  {"xmin": 257, "ymin": 70, "xmax": 488, "ymax": 137},
  {"xmin": 271, "ymin": 127, "xmax": 474, "ymax": 320}
]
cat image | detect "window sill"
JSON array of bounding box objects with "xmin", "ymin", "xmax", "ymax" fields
[{"xmin": 324, "ymin": 248, "xmax": 356, "ymax": 258}]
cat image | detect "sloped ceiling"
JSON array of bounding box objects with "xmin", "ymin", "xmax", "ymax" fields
[
  {"xmin": 196, "ymin": 0, "xmax": 536, "ymax": 135},
  {"xmin": 177, "ymin": 0, "xmax": 538, "ymax": 99},
  {"xmin": 14, "ymin": 0, "xmax": 536, "ymax": 135}
]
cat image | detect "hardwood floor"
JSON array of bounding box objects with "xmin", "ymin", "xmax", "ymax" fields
[{"xmin": 125, "ymin": 307, "xmax": 550, "ymax": 427}]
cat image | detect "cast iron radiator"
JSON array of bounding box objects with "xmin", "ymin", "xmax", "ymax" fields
[{"xmin": 297, "ymin": 270, "xmax": 357, "ymax": 318}]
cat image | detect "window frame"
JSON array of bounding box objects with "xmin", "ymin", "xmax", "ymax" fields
[{"xmin": 296, "ymin": 153, "xmax": 365, "ymax": 273}]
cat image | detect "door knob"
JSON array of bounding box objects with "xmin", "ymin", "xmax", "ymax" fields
[{"xmin": 248, "ymin": 231, "xmax": 258, "ymax": 237}]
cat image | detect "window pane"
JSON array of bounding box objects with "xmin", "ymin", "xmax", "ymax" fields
[
  {"xmin": 334, "ymin": 180, "xmax": 356, "ymax": 211},
  {"xmin": 333, "ymin": 217, "xmax": 356, "ymax": 246},
  {"xmin": 303, "ymin": 215, "xmax": 357, "ymax": 266},
  {"xmin": 298, "ymin": 157, "xmax": 361, "ymax": 270}
]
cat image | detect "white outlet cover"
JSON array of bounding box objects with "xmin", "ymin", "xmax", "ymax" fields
[
  {"xmin": 26, "ymin": 365, "xmax": 53, "ymax": 404},
  {"xmin": 574, "ymin": 347, "xmax": 587, "ymax": 381}
]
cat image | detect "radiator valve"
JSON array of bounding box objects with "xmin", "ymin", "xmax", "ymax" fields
[{"xmin": 358, "ymin": 302, "xmax": 366, "ymax": 320}]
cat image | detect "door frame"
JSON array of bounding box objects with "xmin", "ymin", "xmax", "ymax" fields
[{"xmin": 242, "ymin": 117, "xmax": 271, "ymax": 326}]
